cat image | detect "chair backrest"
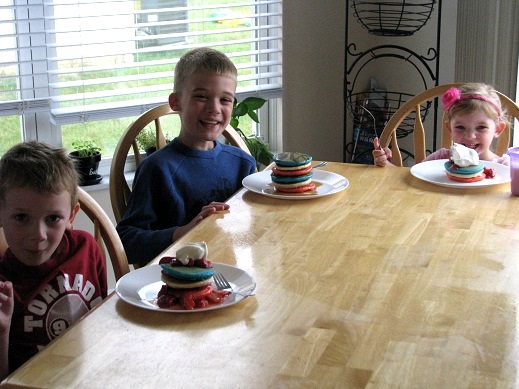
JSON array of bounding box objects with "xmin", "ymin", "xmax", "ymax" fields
[
  {"xmin": 109, "ymin": 103, "xmax": 251, "ymax": 223},
  {"xmin": 379, "ymin": 82, "xmax": 517, "ymax": 166},
  {"xmin": 0, "ymin": 188, "xmax": 130, "ymax": 281},
  {"xmin": 0, "ymin": 229, "xmax": 7, "ymax": 257},
  {"xmin": 77, "ymin": 187, "xmax": 130, "ymax": 281}
]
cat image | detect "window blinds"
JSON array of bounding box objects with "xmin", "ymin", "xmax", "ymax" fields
[{"xmin": 0, "ymin": 0, "xmax": 282, "ymax": 124}]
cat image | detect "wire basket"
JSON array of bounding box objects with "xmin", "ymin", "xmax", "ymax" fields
[
  {"xmin": 351, "ymin": 0, "xmax": 436, "ymax": 36},
  {"xmin": 348, "ymin": 91, "xmax": 432, "ymax": 139}
]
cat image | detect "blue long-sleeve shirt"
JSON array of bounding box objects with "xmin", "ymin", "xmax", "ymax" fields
[{"xmin": 116, "ymin": 138, "xmax": 256, "ymax": 266}]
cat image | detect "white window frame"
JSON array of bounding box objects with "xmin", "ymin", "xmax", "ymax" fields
[{"xmin": 1, "ymin": 0, "xmax": 282, "ymax": 174}]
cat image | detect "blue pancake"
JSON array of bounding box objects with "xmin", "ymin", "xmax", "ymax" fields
[
  {"xmin": 444, "ymin": 161, "xmax": 484, "ymax": 175},
  {"xmin": 271, "ymin": 172, "xmax": 313, "ymax": 183},
  {"xmin": 160, "ymin": 263, "xmax": 215, "ymax": 281},
  {"xmin": 273, "ymin": 152, "xmax": 312, "ymax": 167}
]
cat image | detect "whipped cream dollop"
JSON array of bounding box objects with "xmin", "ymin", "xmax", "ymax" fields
[
  {"xmin": 176, "ymin": 241, "xmax": 208, "ymax": 265},
  {"xmin": 450, "ymin": 143, "xmax": 479, "ymax": 167}
]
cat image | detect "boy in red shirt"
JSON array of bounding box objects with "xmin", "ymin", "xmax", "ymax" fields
[{"xmin": 0, "ymin": 141, "xmax": 107, "ymax": 379}]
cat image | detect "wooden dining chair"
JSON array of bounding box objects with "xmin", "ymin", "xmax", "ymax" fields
[
  {"xmin": 77, "ymin": 187, "xmax": 130, "ymax": 281},
  {"xmin": 109, "ymin": 103, "xmax": 251, "ymax": 223},
  {"xmin": 0, "ymin": 188, "xmax": 130, "ymax": 281},
  {"xmin": 0, "ymin": 229, "xmax": 7, "ymax": 257},
  {"xmin": 379, "ymin": 82, "xmax": 518, "ymax": 166}
]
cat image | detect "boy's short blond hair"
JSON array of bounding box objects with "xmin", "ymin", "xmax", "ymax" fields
[
  {"xmin": 0, "ymin": 141, "xmax": 79, "ymax": 207},
  {"xmin": 173, "ymin": 47, "xmax": 238, "ymax": 95}
]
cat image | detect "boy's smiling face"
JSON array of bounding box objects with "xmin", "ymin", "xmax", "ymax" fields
[
  {"xmin": 170, "ymin": 71, "xmax": 236, "ymax": 150},
  {"xmin": 0, "ymin": 187, "xmax": 78, "ymax": 266}
]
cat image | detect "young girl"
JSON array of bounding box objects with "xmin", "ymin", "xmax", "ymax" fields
[{"xmin": 373, "ymin": 83, "xmax": 510, "ymax": 167}]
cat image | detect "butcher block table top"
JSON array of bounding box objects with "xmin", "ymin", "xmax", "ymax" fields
[{"xmin": 2, "ymin": 162, "xmax": 519, "ymax": 388}]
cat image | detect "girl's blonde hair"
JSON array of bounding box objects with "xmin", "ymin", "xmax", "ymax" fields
[{"xmin": 446, "ymin": 83, "xmax": 507, "ymax": 125}]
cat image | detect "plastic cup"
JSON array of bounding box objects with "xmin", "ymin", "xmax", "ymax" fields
[{"xmin": 508, "ymin": 147, "xmax": 519, "ymax": 196}]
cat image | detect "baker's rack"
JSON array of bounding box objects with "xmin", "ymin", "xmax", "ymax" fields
[{"xmin": 344, "ymin": 0, "xmax": 442, "ymax": 165}]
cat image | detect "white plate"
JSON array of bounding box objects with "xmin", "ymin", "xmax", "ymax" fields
[
  {"xmin": 115, "ymin": 263, "xmax": 256, "ymax": 313},
  {"xmin": 242, "ymin": 169, "xmax": 349, "ymax": 200},
  {"xmin": 410, "ymin": 159, "xmax": 510, "ymax": 188}
]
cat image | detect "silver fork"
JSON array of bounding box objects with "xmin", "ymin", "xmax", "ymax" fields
[
  {"xmin": 213, "ymin": 273, "xmax": 254, "ymax": 297},
  {"xmin": 313, "ymin": 161, "xmax": 328, "ymax": 169},
  {"xmin": 214, "ymin": 272, "xmax": 232, "ymax": 290}
]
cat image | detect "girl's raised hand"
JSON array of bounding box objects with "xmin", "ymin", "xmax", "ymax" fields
[{"xmin": 372, "ymin": 137, "xmax": 393, "ymax": 167}]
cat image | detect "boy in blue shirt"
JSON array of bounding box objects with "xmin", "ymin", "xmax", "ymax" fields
[{"xmin": 117, "ymin": 48, "xmax": 256, "ymax": 266}]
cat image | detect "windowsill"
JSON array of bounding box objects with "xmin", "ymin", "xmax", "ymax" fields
[
  {"xmin": 80, "ymin": 171, "xmax": 135, "ymax": 193},
  {"xmin": 80, "ymin": 176, "xmax": 109, "ymax": 191},
  {"xmin": 78, "ymin": 146, "xmax": 278, "ymax": 192}
]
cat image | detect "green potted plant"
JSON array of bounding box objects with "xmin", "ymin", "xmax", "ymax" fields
[
  {"xmin": 136, "ymin": 128, "xmax": 158, "ymax": 156},
  {"xmin": 69, "ymin": 140, "xmax": 102, "ymax": 186},
  {"xmin": 230, "ymin": 96, "xmax": 273, "ymax": 169}
]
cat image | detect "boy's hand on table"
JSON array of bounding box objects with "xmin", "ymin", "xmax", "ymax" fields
[{"xmin": 173, "ymin": 202, "xmax": 230, "ymax": 241}]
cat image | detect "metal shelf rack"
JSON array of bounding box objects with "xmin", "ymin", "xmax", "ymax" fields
[{"xmin": 344, "ymin": 0, "xmax": 442, "ymax": 165}]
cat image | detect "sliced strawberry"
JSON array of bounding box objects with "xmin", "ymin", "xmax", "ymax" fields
[
  {"xmin": 206, "ymin": 290, "xmax": 230, "ymax": 304},
  {"xmin": 178, "ymin": 285, "xmax": 213, "ymax": 310},
  {"xmin": 197, "ymin": 299, "xmax": 210, "ymax": 308},
  {"xmin": 483, "ymin": 167, "xmax": 496, "ymax": 178},
  {"xmin": 194, "ymin": 258, "xmax": 213, "ymax": 268},
  {"xmin": 157, "ymin": 284, "xmax": 229, "ymax": 310},
  {"xmin": 159, "ymin": 256, "xmax": 175, "ymax": 265},
  {"xmin": 159, "ymin": 256, "xmax": 213, "ymax": 268}
]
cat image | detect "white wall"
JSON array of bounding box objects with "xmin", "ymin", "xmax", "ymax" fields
[
  {"xmin": 282, "ymin": 1, "xmax": 459, "ymax": 163},
  {"xmin": 282, "ymin": 0, "xmax": 345, "ymax": 162},
  {"xmin": 455, "ymin": 1, "xmax": 519, "ymax": 97},
  {"xmin": 455, "ymin": 1, "xmax": 519, "ymax": 147}
]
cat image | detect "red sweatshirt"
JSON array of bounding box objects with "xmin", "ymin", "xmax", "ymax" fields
[{"xmin": 0, "ymin": 229, "xmax": 107, "ymax": 372}]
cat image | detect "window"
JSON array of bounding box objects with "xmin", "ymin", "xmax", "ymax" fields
[{"xmin": 0, "ymin": 0, "xmax": 282, "ymax": 160}]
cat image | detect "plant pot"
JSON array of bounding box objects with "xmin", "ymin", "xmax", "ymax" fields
[
  {"xmin": 145, "ymin": 146, "xmax": 157, "ymax": 156},
  {"xmin": 69, "ymin": 151, "xmax": 102, "ymax": 186}
]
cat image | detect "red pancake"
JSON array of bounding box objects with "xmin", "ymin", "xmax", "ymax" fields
[
  {"xmin": 446, "ymin": 172, "xmax": 485, "ymax": 183},
  {"xmin": 274, "ymin": 182, "xmax": 316, "ymax": 193},
  {"xmin": 272, "ymin": 166, "xmax": 313, "ymax": 176}
]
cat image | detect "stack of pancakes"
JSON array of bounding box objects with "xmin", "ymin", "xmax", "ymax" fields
[
  {"xmin": 444, "ymin": 143, "xmax": 489, "ymax": 183},
  {"xmin": 156, "ymin": 242, "xmax": 229, "ymax": 310},
  {"xmin": 444, "ymin": 160, "xmax": 486, "ymax": 183},
  {"xmin": 157, "ymin": 258, "xmax": 218, "ymax": 310},
  {"xmin": 160, "ymin": 259, "xmax": 215, "ymax": 289},
  {"xmin": 271, "ymin": 152, "xmax": 316, "ymax": 193}
]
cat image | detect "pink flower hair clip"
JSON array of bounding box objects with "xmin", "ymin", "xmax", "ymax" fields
[
  {"xmin": 441, "ymin": 86, "xmax": 502, "ymax": 116},
  {"xmin": 441, "ymin": 87, "xmax": 462, "ymax": 111}
]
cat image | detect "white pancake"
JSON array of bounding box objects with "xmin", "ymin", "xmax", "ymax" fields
[
  {"xmin": 161, "ymin": 273, "xmax": 213, "ymax": 289},
  {"xmin": 274, "ymin": 162, "xmax": 312, "ymax": 171},
  {"xmin": 445, "ymin": 170, "xmax": 485, "ymax": 179}
]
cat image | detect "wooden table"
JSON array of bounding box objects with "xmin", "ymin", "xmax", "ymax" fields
[{"xmin": 3, "ymin": 162, "xmax": 519, "ymax": 388}]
